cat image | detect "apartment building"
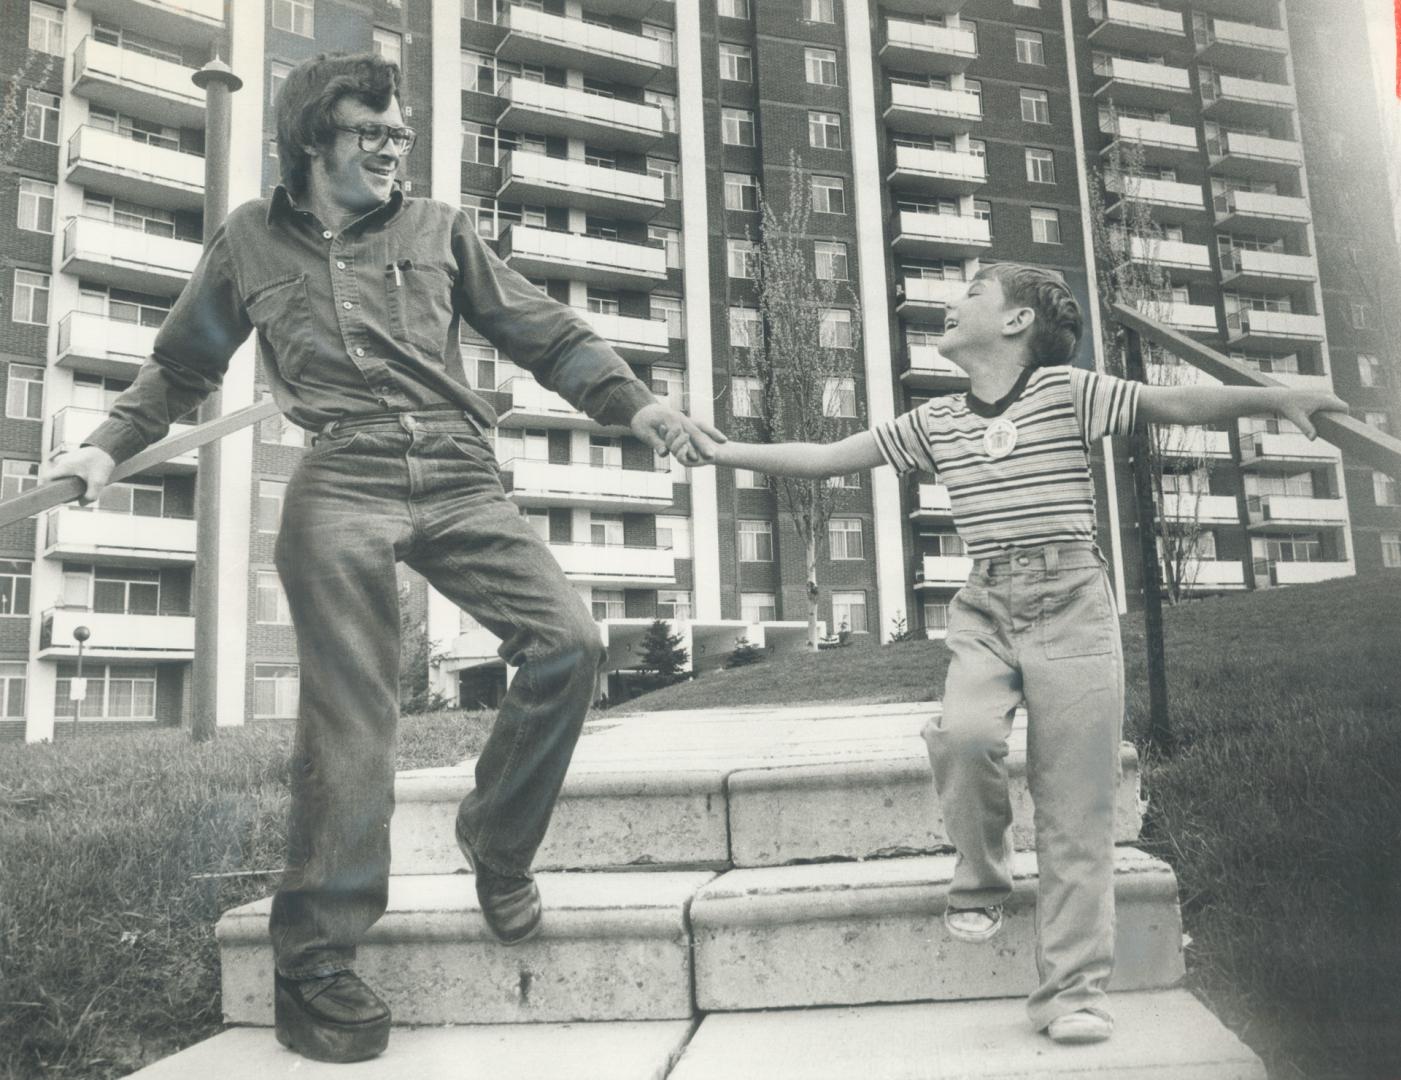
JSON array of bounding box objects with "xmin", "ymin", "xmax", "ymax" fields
[{"xmin": 1, "ymin": 0, "xmax": 1396, "ymax": 739}]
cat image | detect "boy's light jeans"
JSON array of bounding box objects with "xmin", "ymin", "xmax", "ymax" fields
[{"xmin": 926, "ymin": 541, "xmax": 1124, "ymax": 1030}]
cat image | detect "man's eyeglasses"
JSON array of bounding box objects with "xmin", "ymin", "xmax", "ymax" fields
[{"xmin": 333, "ymin": 123, "xmax": 417, "ymax": 155}]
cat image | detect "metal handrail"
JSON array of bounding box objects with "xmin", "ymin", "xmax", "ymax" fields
[{"xmin": 0, "ymin": 400, "xmax": 281, "ymax": 530}]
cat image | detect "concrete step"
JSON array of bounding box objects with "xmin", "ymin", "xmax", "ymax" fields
[
  {"xmin": 393, "ymin": 703, "xmax": 1143, "ymax": 873},
  {"xmin": 217, "ymin": 871, "xmax": 714, "ymax": 1026},
  {"xmin": 125, "ymin": 1020, "xmax": 697, "ymax": 1079},
  {"xmin": 667, "ymin": 990, "xmax": 1265, "ymax": 1079},
  {"xmin": 691, "ymin": 848, "xmax": 1184, "ymax": 1012}
]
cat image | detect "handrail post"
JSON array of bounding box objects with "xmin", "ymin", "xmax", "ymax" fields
[{"xmin": 1123, "ymin": 328, "xmax": 1172, "ymax": 755}]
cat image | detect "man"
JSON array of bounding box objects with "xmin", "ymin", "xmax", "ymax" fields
[{"xmin": 41, "ymin": 52, "xmax": 721, "ymax": 1064}]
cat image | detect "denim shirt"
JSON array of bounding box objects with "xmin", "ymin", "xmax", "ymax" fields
[{"xmin": 84, "ymin": 185, "xmax": 657, "ymax": 465}]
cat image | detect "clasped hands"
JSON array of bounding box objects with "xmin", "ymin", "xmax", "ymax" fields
[{"xmin": 630, "ymin": 403, "xmax": 727, "ymax": 468}]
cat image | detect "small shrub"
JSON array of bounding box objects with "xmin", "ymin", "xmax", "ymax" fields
[{"xmin": 725, "ymin": 635, "xmax": 766, "ymax": 668}]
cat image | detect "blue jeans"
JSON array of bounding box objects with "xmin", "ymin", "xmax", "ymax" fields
[{"xmin": 269, "ymin": 410, "xmax": 604, "ymax": 979}]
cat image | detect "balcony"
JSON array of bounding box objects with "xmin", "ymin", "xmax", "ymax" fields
[
  {"xmin": 887, "ymin": 144, "xmax": 986, "ymax": 195},
  {"xmin": 74, "ymin": 0, "xmax": 224, "ymax": 46},
  {"xmin": 496, "ymin": 6, "xmax": 668, "ymax": 85},
  {"xmin": 1160, "ymin": 492, "xmax": 1240, "ymax": 524},
  {"xmin": 582, "ymin": 0, "xmax": 675, "ymax": 16},
  {"xmin": 1156, "ymin": 425, "xmax": 1232, "ymax": 459},
  {"xmin": 39, "ymin": 607, "xmax": 194, "ymax": 661},
  {"xmin": 1195, "ymin": 16, "xmax": 1289, "ymax": 72},
  {"xmin": 1098, "ymin": 114, "xmax": 1200, "ymax": 167},
  {"xmin": 1238, "ymin": 431, "xmax": 1341, "ymax": 470},
  {"xmin": 910, "ymin": 483, "xmax": 954, "ymax": 520},
  {"xmin": 1265, "ymin": 371, "xmax": 1334, "ymax": 393},
  {"xmin": 497, "ymin": 376, "xmax": 617, "ymax": 431},
  {"xmin": 1213, "ymin": 189, "xmax": 1310, "ymax": 237},
  {"xmin": 497, "ymin": 151, "xmax": 665, "ymax": 221},
  {"xmin": 891, "ymin": 210, "xmax": 991, "ymax": 259},
  {"xmin": 1120, "ymin": 236, "xmax": 1214, "ymax": 283},
  {"xmin": 916, "ymin": 554, "xmax": 973, "ymax": 589},
  {"xmin": 70, "ymin": 36, "xmax": 204, "ymax": 129},
  {"xmin": 503, "ymin": 457, "xmax": 673, "ymax": 511},
  {"xmin": 881, "ymin": 0, "xmax": 969, "ymax": 14},
  {"xmin": 44, "ymin": 506, "xmax": 196, "ymax": 567},
  {"xmin": 1208, "ymin": 131, "xmax": 1303, "ymax": 183},
  {"xmin": 499, "ymin": 224, "xmax": 668, "ymax": 291},
  {"xmin": 497, "ymin": 78, "xmax": 665, "ymax": 152},
  {"xmin": 66, "ymin": 126, "xmax": 204, "ymax": 211},
  {"xmin": 1148, "ymin": 360, "xmax": 1219, "ymax": 387},
  {"xmin": 1219, "ymin": 248, "xmax": 1316, "ymax": 293},
  {"xmin": 50, "ymin": 406, "xmax": 197, "ymax": 472},
  {"xmin": 548, "ymin": 542, "xmax": 675, "ymax": 586},
  {"xmin": 55, "ymin": 311, "xmax": 159, "ymax": 377},
  {"xmin": 1093, "ymin": 57, "xmax": 1193, "ymax": 109},
  {"xmin": 897, "ymin": 277, "xmax": 968, "ymax": 322},
  {"xmin": 1254, "ymin": 560, "xmax": 1352, "ymax": 587},
  {"xmin": 575, "ymin": 308, "xmax": 670, "ymax": 359},
  {"xmin": 1192, "ymin": 0, "xmax": 1283, "ymax": 22},
  {"xmin": 1134, "ymin": 299, "xmax": 1220, "ymax": 336},
  {"xmin": 1173, "ymin": 558, "xmax": 1247, "ymax": 590},
  {"xmin": 1246, "ymin": 495, "xmax": 1349, "ymax": 531},
  {"xmin": 883, "ymin": 82, "xmax": 981, "ymax": 137},
  {"xmin": 902, "ymin": 342, "xmax": 966, "ymax": 389},
  {"xmin": 1105, "ymin": 174, "xmax": 1207, "ymax": 225},
  {"xmin": 1088, "ymin": 0, "xmax": 1187, "ymax": 52},
  {"xmin": 1201, "ymin": 73, "xmax": 1296, "ymax": 125},
  {"xmin": 62, "ymin": 217, "xmax": 200, "ymax": 294},
  {"xmin": 1225, "ymin": 309, "xmax": 1324, "ymax": 350},
  {"xmin": 879, "ymin": 20, "xmax": 978, "ymax": 75}
]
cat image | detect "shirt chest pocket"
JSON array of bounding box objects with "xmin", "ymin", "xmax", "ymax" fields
[
  {"xmin": 246, "ymin": 274, "xmax": 315, "ymax": 381},
  {"xmin": 386, "ymin": 259, "xmax": 454, "ymax": 356}
]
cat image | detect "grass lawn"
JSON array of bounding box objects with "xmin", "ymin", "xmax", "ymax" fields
[{"xmin": 1, "ymin": 573, "xmax": 1397, "ymax": 1079}]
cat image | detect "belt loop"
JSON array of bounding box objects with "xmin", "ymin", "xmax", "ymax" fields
[{"xmin": 1044, "ymin": 544, "xmax": 1060, "ymax": 578}]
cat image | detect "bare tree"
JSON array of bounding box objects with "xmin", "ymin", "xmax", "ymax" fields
[
  {"xmin": 732, "ymin": 155, "xmax": 864, "ymax": 648},
  {"xmin": 1088, "ymin": 122, "xmax": 1216, "ymax": 602},
  {"xmin": 0, "ymin": 51, "xmax": 59, "ymax": 308}
]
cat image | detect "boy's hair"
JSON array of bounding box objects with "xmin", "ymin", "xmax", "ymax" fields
[
  {"xmin": 971, "ymin": 262, "xmax": 1083, "ymax": 368},
  {"xmin": 275, "ymin": 52, "xmax": 402, "ymax": 199}
]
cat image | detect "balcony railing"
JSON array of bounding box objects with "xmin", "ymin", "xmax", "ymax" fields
[
  {"xmin": 1220, "ymin": 248, "xmax": 1316, "ymax": 289},
  {"xmin": 1160, "ymin": 492, "xmax": 1240, "ymax": 524},
  {"xmin": 66, "ymin": 125, "xmax": 204, "ymax": 210},
  {"xmin": 502, "ymin": 456, "xmax": 673, "ymax": 511},
  {"xmin": 912, "ymin": 483, "xmax": 953, "ymax": 517},
  {"xmin": 1173, "ymin": 559, "xmax": 1247, "ymax": 590},
  {"xmin": 1157, "ymin": 425, "xmax": 1232, "ymax": 458},
  {"xmin": 70, "ymin": 35, "xmax": 204, "ymax": 128},
  {"xmin": 497, "ymin": 5, "xmax": 669, "ymax": 84},
  {"xmin": 1253, "ymin": 559, "xmax": 1352, "ymax": 587},
  {"xmin": 44, "ymin": 506, "xmax": 197, "ymax": 565},
  {"xmin": 884, "ymin": 82, "xmax": 982, "ymax": 135},
  {"xmin": 1099, "ymin": 114, "xmax": 1200, "ymax": 160},
  {"xmin": 1246, "ymin": 494, "xmax": 1349, "ymax": 529},
  {"xmin": 1133, "ymin": 299, "xmax": 1219, "ymax": 335},
  {"xmin": 55, "ymin": 311, "xmax": 160, "ymax": 376},
  {"xmin": 880, "ymin": 19, "xmax": 978, "ymax": 73},
  {"xmin": 1093, "ymin": 56, "xmax": 1193, "ymax": 106},
  {"xmin": 498, "ymin": 224, "xmax": 668, "ymax": 289},
  {"xmin": 1194, "ymin": 15, "xmax": 1289, "ymax": 73},
  {"xmin": 547, "ymin": 542, "xmax": 675, "ymax": 585},
  {"xmin": 891, "ymin": 210, "xmax": 991, "ymax": 257},
  {"xmin": 50, "ymin": 406, "xmax": 198, "ymax": 470},
  {"xmin": 898, "ymin": 277, "xmax": 968, "ymax": 320},
  {"xmin": 39, "ymin": 606, "xmax": 195, "ymax": 659},
  {"xmin": 498, "ymin": 151, "xmax": 665, "ymax": 220},
  {"xmin": 1208, "ymin": 131, "xmax": 1304, "ymax": 179},
  {"xmin": 1238, "ymin": 431, "xmax": 1342, "ymax": 469},
  {"xmin": 62, "ymin": 217, "xmax": 202, "ymax": 293},
  {"xmin": 1225, "ymin": 309, "xmax": 1325, "ymax": 345},
  {"xmin": 1213, "ymin": 189, "xmax": 1311, "ymax": 232},
  {"xmin": 887, "ymin": 144, "xmax": 986, "ymax": 194},
  {"xmin": 73, "ymin": 0, "xmax": 225, "ymax": 45},
  {"xmin": 497, "ymin": 78, "xmax": 665, "ymax": 151},
  {"xmin": 1122, "ymin": 235, "xmax": 1213, "ymax": 280},
  {"xmin": 574, "ymin": 308, "xmax": 671, "ymax": 357},
  {"xmin": 1201, "ymin": 73, "xmax": 1296, "ymax": 120},
  {"xmin": 1088, "ymin": 0, "xmax": 1187, "ymax": 49},
  {"xmin": 916, "ymin": 554, "xmax": 973, "ymax": 587},
  {"xmin": 903, "ymin": 342, "xmax": 966, "ymax": 385},
  {"xmin": 1105, "ymin": 174, "xmax": 1207, "ymax": 221}
]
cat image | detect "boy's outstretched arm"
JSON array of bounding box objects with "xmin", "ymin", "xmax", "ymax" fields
[
  {"xmin": 710, "ymin": 430, "xmax": 887, "ymax": 479},
  {"xmin": 1138, "ymin": 385, "xmax": 1348, "ymax": 440}
]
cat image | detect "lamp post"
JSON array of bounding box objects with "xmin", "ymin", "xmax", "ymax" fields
[{"xmin": 71, "ymin": 624, "xmax": 90, "ymax": 737}]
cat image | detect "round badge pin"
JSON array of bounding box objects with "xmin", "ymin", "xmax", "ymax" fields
[{"xmin": 983, "ymin": 417, "xmax": 1018, "ymax": 460}]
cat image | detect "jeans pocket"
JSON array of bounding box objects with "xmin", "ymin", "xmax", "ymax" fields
[
  {"xmin": 303, "ymin": 429, "xmax": 364, "ymax": 459},
  {"xmin": 948, "ymin": 585, "xmax": 998, "ymax": 641},
  {"xmin": 442, "ymin": 432, "xmax": 496, "ymax": 467},
  {"xmin": 1041, "ymin": 569, "xmax": 1114, "ymax": 659},
  {"xmin": 247, "ymin": 275, "xmax": 315, "ymax": 380}
]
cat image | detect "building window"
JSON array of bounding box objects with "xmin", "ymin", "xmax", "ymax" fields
[
  {"xmin": 1350, "ymin": 302, "xmax": 1370, "ymax": 329},
  {"xmin": 258, "ymin": 480, "xmax": 287, "ymax": 533},
  {"xmin": 648, "ymin": 224, "xmax": 682, "ymax": 269},
  {"xmin": 815, "ymin": 240, "xmax": 848, "ymax": 282},
  {"xmin": 256, "ymin": 570, "xmax": 293, "ymax": 625},
  {"xmin": 1381, "ymin": 532, "xmax": 1401, "ymax": 569},
  {"xmin": 591, "ymin": 588, "xmax": 625, "ymax": 621},
  {"xmin": 272, "ymin": 0, "xmax": 314, "ymax": 36},
  {"xmin": 651, "ymin": 294, "xmax": 683, "ymax": 337},
  {"xmin": 923, "ymin": 600, "xmax": 949, "ymax": 632},
  {"xmin": 973, "ymin": 198, "xmax": 992, "ymax": 233},
  {"xmin": 1373, "ymin": 471, "xmax": 1398, "ymax": 507},
  {"xmin": 727, "ymin": 238, "xmax": 760, "ymax": 279},
  {"xmin": 56, "ymin": 664, "xmax": 157, "ymax": 721},
  {"xmin": 259, "ymin": 407, "xmax": 306, "ymax": 447},
  {"xmin": 729, "ymin": 307, "xmax": 762, "ymax": 348},
  {"xmin": 6, "ymin": 364, "xmax": 44, "ymax": 419},
  {"xmin": 1, "ymin": 460, "xmax": 38, "ymax": 502},
  {"xmin": 812, "ymin": 174, "xmax": 846, "ymax": 214},
  {"xmin": 719, "ymin": 0, "xmax": 750, "ymax": 16},
  {"xmin": 719, "ymin": 43, "xmax": 753, "ymax": 82},
  {"xmin": 832, "ymin": 591, "xmax": 867, "ymax": 633},
  {"xmin": 828, "ymin": 519, "xmax": 863, "ymax": 560},
  {"xmin": 372, "ymin": 28, "xmax": 402, "ymax": 68},
  {"xmin": 822, "ymin": 377, "xmax": 857, "ymax": 417},
  {"xmin": 17, "ymin": 178, "xmax": 55, "ymax": 234},
  {"xmin": 736, "ymin": 468, "xmax": 767, "ymax": 489},
  {"xmin": 731, "ymin": 376, "xmax": 763, "ymax": 417},
  {"xmin": 0, "ymin": 661, "xmax": 25, "ymax": 717},
  {"xmin": 1358, "ymin": 354, "xmax": 1384, "ymax": 387},
  {"xmin": 641, "ymin": 23, "xmax": 674, "ymax": 65},
  {"xmin": 1015, "ymin": 28, "xmax": 1045, "ymax": 65},
  {"xmin": 1364, "ymin": 410, "xmax": 1391, "ymax": 434},
  {"xmin": 819, "ymin": 308, "xmax": 853, "ymax": 348},
  {"xmin": 461, "ymin": 49, "xmax": 495, "ymax": 95},
  {"xmin": 658, "ymin": 589, "xmax": 692, "ymax": 622},
  {"xmin": 268, "ymin": 60, "xmax": 294, "ymax": 107},
  {"xmin": 739, "ymin": 520, "xmax": 773, "ymax": 562},
  {"xmin": 1020, "ymin": 87, "xmax": 1050, "ymax": 124},
  {"xmin": 589, "ymin": 512, "xmax": 625, "ymax": 547},
  {"xmin": 806, "ymin": 48, "xmax": 839, "ymax": 86},
  {"xmin": 809, "ymin": 110, "xmax": 843, "ymax": 150},
  {"xmin": 725, "ymin": 172, "xmax": 759, "ymax": 212},
  {"xmin": 656, "ymin": 515, "xmax": 691, "ymax": 557},
  {"xmin": 1030, "ymin": 206, "xmax": 1061, "ymax": 244},
  {"xmin": 92, "ymin": 569, "xmax": 159, "ymax": 615},
  {"xmin": 1025, "ymin": 147, "xmax": 1056, "ymax": 184},
  {"xmin": 647, "ymin": 156, "xmax": 680, "ymax": 199},
  {"xmin": 24, "ymin": 90, "xmax": 60, "ymax": 145},
  {"xmin": 254, "ymin": 663, "xmax": 300, "ymax": 719},
  {"xmin": 0, "ymin": 560, "xmax": 31, "ymax": 617},
  {"xmin": 644, "ymin": 89, "xmax": 677, "ymax": 133},
  {"xmin": 1014, "ymin": 0, "xmax": 1041, "ymax": 6},
  {"xmin": 722, "ymin": 107, "xmax": 756, "ymax": 147},
  {"xmin": 29, "ymin": 2, "xmax": 64, "ymax": 55},
  {"xmin": 805, "ymin": 0, "xmax": 835, "ymax": 22},
  {"xmin": 741, "ymin": 592, "xmax": 776, "ymax": 623}
]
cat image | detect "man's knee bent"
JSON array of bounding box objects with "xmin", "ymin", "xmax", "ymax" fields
[{"xmin": 925, "ymin": 711, "xmax": 1011, "ymax": 763}]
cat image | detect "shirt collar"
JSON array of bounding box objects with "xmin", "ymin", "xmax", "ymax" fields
[
  {"xmin": 965, "ymin": 364, "xmax": 1036, "ymax": 418},
  {"xmin": 267, "ymin": 182, "xmax": 405, "ymax": 229}
]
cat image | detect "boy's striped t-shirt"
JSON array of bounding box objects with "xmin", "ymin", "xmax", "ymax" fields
[{"xmin": 872, "ymin": 365, "xmax": 1141, "ymax": 557}]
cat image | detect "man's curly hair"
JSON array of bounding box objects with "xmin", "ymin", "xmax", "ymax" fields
[
  {"xmin": 275, "ymin": 52, "xmax": 402, "ymax": 199},
  {"xmin": 971, "ymin": 262, "xmax": 1083, "ymax": 368}
]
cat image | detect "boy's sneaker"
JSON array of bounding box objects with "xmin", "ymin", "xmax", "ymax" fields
[
  {"xmin": 1047, "ymin": 1009, "xmax": 1114, "ymax": 1045},
  {"xmin": 942, "ymin": 904, "xmax": 1003, "ymax": 943}
]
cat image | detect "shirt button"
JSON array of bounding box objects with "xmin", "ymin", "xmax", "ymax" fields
[
  {"xmin": 336, "ymin": 260, "xmax": 347, "ymax": 270},
  {"xmin": 354, "ymin": 347, "xmax": 365, "ymax": 357},
  {"xmin": 342, "ymin": 301, "xmax": 353, "ymax": 309},
  {"xmin": 375, "ymin": 397, "xmax": 389, "ymax": 407},
  {"xmin": 322, "ymin": 230, "xmax": 333, "ymax": 239}
]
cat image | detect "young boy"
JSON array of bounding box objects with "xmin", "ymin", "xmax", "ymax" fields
[{"xmin": 698, "ymin": 262, "xmax": 1346, "ymax": 1046}]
